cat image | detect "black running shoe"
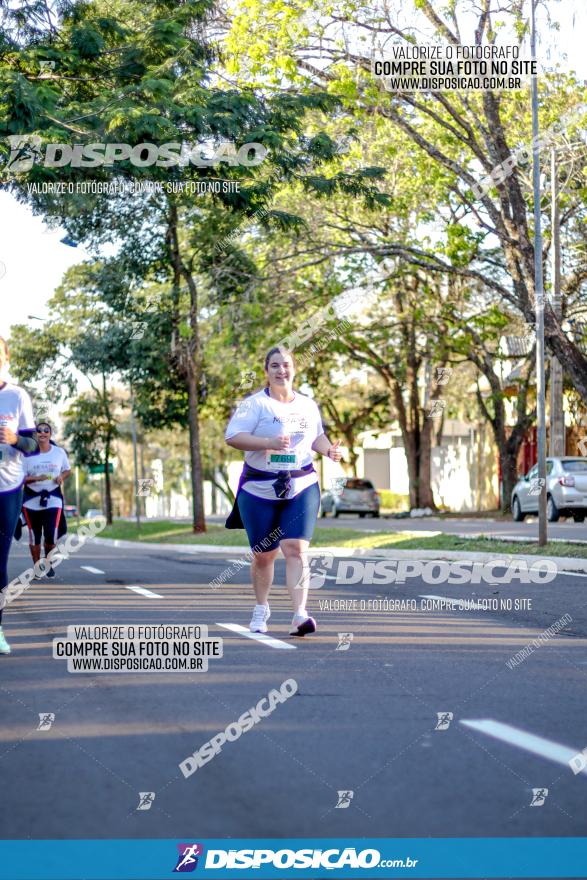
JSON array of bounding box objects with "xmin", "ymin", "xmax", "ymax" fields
[{"xmin": 289, "ymin": 615, "xmax": 317, "ymax": 637}]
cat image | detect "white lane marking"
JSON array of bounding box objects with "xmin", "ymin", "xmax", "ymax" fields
[
  {"xmin": 216, "ymin": 622, "xmax": 296, "ymax": 650},
  {"xmin": 228, "ymin": 559, "xmax": 251, "ymax": 566},
  {"xmin": 81, "ymin": 566, "xmax": 105, "ymax": 575},
  {"xmin": 125, "ymin": 585, "xmax": 163, "ymax": 598},
  {"xmin": 419, "ymin": 594, "xmax": 486, "ymax": 610},
  {"xmin": 559, "ymin": 570, "xmax": 587, "ymax": 578},
  {"xmin": 460, "ymin": 719, "xmax": 587, "ymax": 776}
]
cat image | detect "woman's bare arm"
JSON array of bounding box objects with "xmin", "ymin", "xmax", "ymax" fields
[{"xmin": 226, "ymin": 433, "xmax": 290, "ymax": 452}]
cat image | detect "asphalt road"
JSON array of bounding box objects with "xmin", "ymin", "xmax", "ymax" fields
[
  {"xmin": 2, "ymin": 536, "xmax": 587, "ymax": 847},
  {"xmin": 207, "ymin": 513, "xmax": 587, "ymax": 542},
  {"xmin": 317, "ymin": 514, "xmax": 587, "ymax": 542}
]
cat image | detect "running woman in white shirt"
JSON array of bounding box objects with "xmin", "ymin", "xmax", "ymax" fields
[
  {"xmin": 0, "ymin": 337, "xmax": 38, "ymax": 654},
  {"xmin": 23, "ymin": 422, "xmax": 71, "ymax": 579},
  {"xmin": 225, "ymin": 346, "xmax": 342, "ymax": 637}
]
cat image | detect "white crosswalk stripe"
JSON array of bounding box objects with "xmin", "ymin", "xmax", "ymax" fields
[
  {"xmin": 460, "ymin": 719, "xmax": 587, "ymax": 776},
  {"xmin": 216, "ymin": 622, "xmax": 296, "ymax": 650},
  {"xmin": 125, "ymin": 585, "xmax": 163, "ymax": 598}
]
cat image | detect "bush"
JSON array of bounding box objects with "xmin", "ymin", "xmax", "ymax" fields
[{"xmin": 378, "ymin": 490, "xmax": 410, "ymax": 511}]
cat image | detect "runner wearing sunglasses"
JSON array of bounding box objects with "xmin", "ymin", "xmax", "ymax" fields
[
  {"xmin": 0, "ymin": 337, "xmax": 38, "ymax": 655},
  {"xmin": 225, "ymin": 346, "xmax": 342, "ymax": 637},
  {"xmin": 22, "ymin": 422, "xmax": 71, "ymax": 579}
]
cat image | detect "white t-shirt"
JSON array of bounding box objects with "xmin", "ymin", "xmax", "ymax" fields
[
  {"xmin": 0, "ymin": 383, "xmax": 36, "ymax": 494},
  {"xmin": 225, "ymin": 389, "xmax": 324, "ymax": 500},
  {"xmin": 23, "ymin": 445, "xmax": 71, "ymax": 510}
]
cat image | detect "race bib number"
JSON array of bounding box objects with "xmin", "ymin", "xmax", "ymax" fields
[{"xmin": 265, "ymin": 451, "xmax": 298, "ymax": 471}]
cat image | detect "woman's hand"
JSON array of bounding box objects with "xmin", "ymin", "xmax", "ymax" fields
[
  {"xmin": 327, "ymin": 440, "xmax": 342, "ymax": 462},
  {"xmin": 0, "ymin": 427, "xmax": 17, "ymax": 445},
  {"xmin": 268, "ymin": 434, "xmax": 291, "ymax": 451}
]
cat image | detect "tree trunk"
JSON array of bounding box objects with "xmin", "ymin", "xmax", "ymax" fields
[
  {"xmin": 485, "ymin": 402, "xmax": 529, "ymax": 514},
  {"xmin": 485, "ymin": 403, "xmax": 512, "ymax": 514},
  {"xmin": 392, "ymin": 379, "xmax": 436, "ymax": 509},
  {"xmin": 167, "ymin": 201, "xmax": 206, "ymax": 533},
  {"xmin": 103, "ymin": 440, "xmax": 113, "ymax": 525},
  {"xmin": 473, "ymin": 358, "xmax": 535, "ymax": 514},
  {"xmin": 139, "ymin": 436, "xmax": 146, "ymax": 518},
  {"xmin": 186, "ymin": 367, "xmax": 206, "ymax": 532},
  {"xmin": 418, "ymin": 417, "xmax": 436, "ymax": 509},
  {"xmin": 400, "ymin": 427, "xmax": 436, "ymax": 509},
  {"xmin": 101, "ymin": 373, "xmax": 113, "ymax": 525},
  {"xmin": 346, "ymin": 441, "xmax": 359, "ymax": 477},
  {"xmin": 500, "ymin": 443, "xmax": 520, "ymax": 514},
  {"xmin": 402, "ymin": 432, "xmax": 419, "ymax": 508}
]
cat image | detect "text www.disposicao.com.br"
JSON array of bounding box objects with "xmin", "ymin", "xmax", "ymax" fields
[{"xmin": 70, "ymin": 657, "xmax": 202, "ymax": 671}]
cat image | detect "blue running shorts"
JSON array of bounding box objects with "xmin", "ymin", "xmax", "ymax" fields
[{"xmin": 237, "ymin": 482, "xmax": 321, "ymax": 551}]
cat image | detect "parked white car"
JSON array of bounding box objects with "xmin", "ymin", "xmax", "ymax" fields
[
  {"xmin": 511, "ymin": 457, "xmax": 587, "ymax": 522},
  {"xmin": 321, "ymin": 478, "xmax": 380, "ymax": 518}
]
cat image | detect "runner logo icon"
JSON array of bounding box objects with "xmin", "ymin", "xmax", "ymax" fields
[
  {"xmin": 335, "ymin": 790, "xmax": 354, "ymax": 809},
  {"xmin": 305, "ymin": 551, "xmax": 335, "ymax": 589},
  {"xmin": 435, "ymin": 712, "xmax": 453, "ymax": 731},
  {"xmin": 530, "ymin": 788, "xmax": 548, "ymax": 806},
  {"xmin": 37, "ymin": 713, "xmax": 55, "ymax": 730},
  {"xmin": 173, "ymin": 843, "xmax": 204, "ymax": 872},
  {"xmin": 5, "ymin": 135, "xmax": 43, "ymax": 173},
  {"xmin": 136, "ymin": 792, "xmax": 155, "ymax": 811},
  {"xmin": 336, "ymin": 632, "xmax": 353, "ymax": 651}
]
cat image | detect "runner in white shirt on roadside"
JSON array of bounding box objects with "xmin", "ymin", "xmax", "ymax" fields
[
  {"xmin": 225, "ymin": 346, "xmax": 342, "ymax": 637},
  {"xmin": 0, "ymin": 337, "xmax": 38, "ymax": 655},
  {"xmin": 23, "ymin": 421, "xmax": 71, "ymax": 579}
]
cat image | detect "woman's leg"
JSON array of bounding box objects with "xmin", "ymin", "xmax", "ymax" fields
[
  {"xmin": 277, "ymin": 483, "xmax": 321, "ymax": 635},
  {"xmin": 249, "ymin": 548, "xmax": 279, "ymax": 632},
  {"xmin": 43, "ymin": 508, "xmax": 60, "ymax": 576},
  {"xmin": 0, "ymin": 486, "xmax": 25, "ymax": 641},
  {"xmin": 280, "ymin": 538, "xmax": 310, "ymax": 616},
  {"xmin": 22, "ymin": 508, "xmax": 42, "ymax": 567},
  {"xmin": 251, "ymin": 548, "xmax": 279, "ymax": 605},
  {"xmin": 0, "ymin": 528, "xmax": 12, "ymax": 624},
  {"xmin": 237, "ymin": 489, "xmax": 282, "ymax": 632}
]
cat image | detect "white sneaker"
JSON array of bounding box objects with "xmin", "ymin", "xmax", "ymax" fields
[
  {"xmin": 0, "ymin": 626, "xmax": 11, "ymax": 655},
  {"xmin": 289, "ymin": 614, "xmax": 317, "ymax": 637},
  {"xmin": 249, "ymin": 604, "xmax": 270, "ymax": 633}
]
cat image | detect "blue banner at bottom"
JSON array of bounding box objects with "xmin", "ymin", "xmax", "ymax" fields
[{"xmin": 1, "ymin": 838, "xmax": 586, "ymax": 880}]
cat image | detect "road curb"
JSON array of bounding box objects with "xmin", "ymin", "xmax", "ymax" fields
[
  {"xmin": 89, "ymin": 537, "xmax": 587, "ymax": 574},
  {"xmin": 454, "ymin": 531, "xmax": 587, "ymax": 546}
]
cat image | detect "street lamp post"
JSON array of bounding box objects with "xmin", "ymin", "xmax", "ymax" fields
[
  {"xmin": 75, "ymin": 465, "xmax": 81, "ymax": 528},
  {"xmin": 531, "ymin": 0, "xmax": 548, "ymax": 546},
  {"xmin": 129, "ymin": 383, "xmax": 141, "ymax": 529},
  {"xmin": 550, "ymin": 148, "xmax": 565, "ymax": 457}
]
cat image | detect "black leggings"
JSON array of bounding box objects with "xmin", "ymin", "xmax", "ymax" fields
[
  {"xmin": 22, "ymin": 506, "xmax": 62, "ymax": 546},
  {"xmin": 0, "ymin": 485, "xmax": 24, "ymax": 624}
]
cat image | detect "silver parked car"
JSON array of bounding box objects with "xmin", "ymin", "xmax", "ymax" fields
[
  {"xmin": 321, "ymin": 478, "xmax": 380, "ymax": 518},
  {"xmin": 511, "ymin": 457, "xmax": 587, "ymax": 522}
]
